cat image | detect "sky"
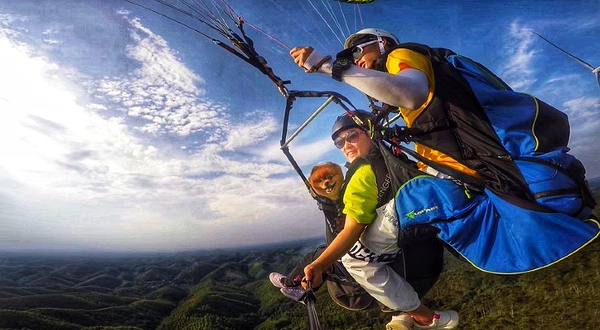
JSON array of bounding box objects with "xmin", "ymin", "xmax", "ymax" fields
[{"xmin": 0, "ymin": 0, "xmax": 598, "ymax": 252}]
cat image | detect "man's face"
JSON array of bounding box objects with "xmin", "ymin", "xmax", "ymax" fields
[
  {"xmin": 353, "ymin": 41, "xmax": 384, "ymax": 69},
  {"xmin": 334, "ymin": 128, "xmax": 372, "ymax": 163}
]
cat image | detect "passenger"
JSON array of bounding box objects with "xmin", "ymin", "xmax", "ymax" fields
[{"xmin": 302, "ymin": 111, "xmax": 458, "ymax": 330}]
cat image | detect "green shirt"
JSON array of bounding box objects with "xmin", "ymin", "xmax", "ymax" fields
[{"xmin": 343, "ymin": 163, "xmax": 378, "ymax": 225}]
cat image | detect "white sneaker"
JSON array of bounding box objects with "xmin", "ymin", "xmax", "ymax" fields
[
  {"xmin": 280, "ymin": 286, "xmax": 306, "ymax": 303},
  {"xmin": 386, "ymin": 312, "xmax": 414, "ymax": 330},
  {"xmin": 269, "ymin": 272, "xmax": 286, "ymax": 288},
  {"xmin": 413, "ymin": 310, "xmax": 459, "ymax": 329}
]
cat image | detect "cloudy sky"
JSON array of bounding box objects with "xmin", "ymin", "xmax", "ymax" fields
[{"xmin": 0, "ymin": 0, "xmax": 598, "ymax": 252}]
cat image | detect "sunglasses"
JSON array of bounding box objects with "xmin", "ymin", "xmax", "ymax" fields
[
  {"xmin": 334, "ymin": 129, "xmax": 362, "ymax": 149},
  {"xmin": 351, "ymin": 40, "xmax": 379, "ymax": 60}
]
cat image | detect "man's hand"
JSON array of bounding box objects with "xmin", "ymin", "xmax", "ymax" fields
[
  {"xmin": 302, "ymin": 262, "xmax": 324, "ymax": 289},
  {"xmin": 290, "ymin": 47, "xmax": 332, "ymax": 73},
  {"xmin": 290, "ymin": 46, "xmax": 314, "ymax": 69},
  {"xmin": 301, "ymin": 215, "xmax": 366, "ymax": 291}
]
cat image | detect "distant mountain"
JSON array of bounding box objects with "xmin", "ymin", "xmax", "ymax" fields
[{"xmin": 0, "ymin": 209, "xmax": 599, "ymax": 330}]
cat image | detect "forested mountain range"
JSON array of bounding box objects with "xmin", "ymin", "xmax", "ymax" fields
[{"xmin": 1, "ymin": 202, "xmax": 599, "ymax": 330}]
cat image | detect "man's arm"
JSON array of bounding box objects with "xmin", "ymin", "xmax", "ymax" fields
[
  {"xmin": 303, "ymin": 215, "xmax": 366, "ymax": 288},
  {"xmin": 291, "ymin": 47, "xmax": 429, "ymax": 110},
  {"xmin": 337, "ymin": 65, "xmax": 428, "ymax": 110}
]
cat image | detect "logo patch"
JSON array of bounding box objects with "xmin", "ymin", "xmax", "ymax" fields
[{"xmin": 406, "ymin": 205, "xmax": 439, "ymax": 220}]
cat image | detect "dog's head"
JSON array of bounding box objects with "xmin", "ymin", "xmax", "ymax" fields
[{"xmin": 308, "ymin": 162, "xmax": 344, "ymax": 201}]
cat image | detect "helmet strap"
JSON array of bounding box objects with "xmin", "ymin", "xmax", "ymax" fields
[{"xmin": 377, "ymin": 36, "xmax": 385, "ymax": 55}]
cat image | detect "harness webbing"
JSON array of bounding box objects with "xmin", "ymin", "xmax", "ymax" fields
[{"xmin": 302, "ymin": 283, "xmax": 322, "ymax": 330}]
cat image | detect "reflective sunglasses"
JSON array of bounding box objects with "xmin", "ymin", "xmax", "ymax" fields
[
  {"xmin": 334, "ymin": 129, "xmax": 362, "ymax": 149},
  {"xmin": 351, "ymin": 40, "xmax": 379, "ymax": 60}
]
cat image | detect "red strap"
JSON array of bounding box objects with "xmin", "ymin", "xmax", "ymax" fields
[{"xmin": 399, "ymin": 63, "xmax": 412, "ymax": 71}]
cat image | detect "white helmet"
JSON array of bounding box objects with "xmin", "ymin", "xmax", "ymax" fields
[{"xmin": 343, "ymin": 28, "xmax": 400, "ymax": 49}]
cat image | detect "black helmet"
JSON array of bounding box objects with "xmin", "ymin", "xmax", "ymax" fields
[{"xmin": 331, "ymin": 110, "xmax": 373, "ymax": 140}]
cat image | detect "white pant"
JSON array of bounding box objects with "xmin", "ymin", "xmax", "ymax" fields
[{"xmin": 341, "ymin": 199, "xmax": 421, "ymax": 311}]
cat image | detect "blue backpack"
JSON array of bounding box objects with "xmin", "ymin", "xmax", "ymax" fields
[
  {"xmin": 378, "ymin": 43, "xmax": 596, "ymax": 219},
  {"xmin": 448, "ymin": 54, "xmax": 596, "ymax": 218},
  {"xmin": 394, "ymin": 175, "xmax": 599, "ymax": 274},
  {"xmin": 377, "ymin": 47, "xmax": 600, "ymax": 274}
]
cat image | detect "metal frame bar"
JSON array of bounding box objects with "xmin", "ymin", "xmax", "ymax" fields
[{"xmin": 280, "ymin": 95, "xmax": 335, "ymax": 149}]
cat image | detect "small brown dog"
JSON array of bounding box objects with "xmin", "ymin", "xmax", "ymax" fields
[{"xmin": 308, "ymin": 162, "xmax": 344, "ymax": 201}]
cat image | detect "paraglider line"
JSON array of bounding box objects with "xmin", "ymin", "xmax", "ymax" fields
[
  {"xmin": 267, "ymin": 0, "xmax": 329, "ymax": 51},
  {"xmin": 244, "ymin": 21, "xmax": 290, "ymax": 50},
  {"xmin": 356, "ymin": 3, "xmax": 364, "ymax": 29},
  {"xmin": 321, "ymin": 0, "xmax": 346, "ymax": 42},
  {"xmin": 529, "ymin": 30, "xmax": 594, "ymax": 71},
  {"xmin": 338, "ymin": 0, "xmax": 352, "ymax": 36},
  {"xmin": 353, "ymin": 3, "xmax": 357, "ymax": 32},
  {"xmin": 298, "ymin": 0, "xmax": 333, "ymax": 50},
  {"xmin": 307, "ymin": 0, "xmax": 344, "ymax": 46},
  {"xmin": 123, "ymin": 0, "xmax": 214, "ymax": 40}
]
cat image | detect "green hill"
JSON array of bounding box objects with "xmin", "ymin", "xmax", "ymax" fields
[
  {"xmin": 0, "ymin": 309, "xmax": 80, "ymax": 330},
  {"xmin": 77, "ymin": 275, "xmax": 123, "ymax": 289},
  {"xmin": 173, "ymin": 263, "xmax": 217, "ymax": 284},
  {"xmin": 146, "ymin": 286, "xmax": 188, "ymax": 302},
  {"xmin": 0, "ymin": 294, "xmax": 98, "ymax": 310},
  {"xmin": 202, "ymin": 263, "xmax": 252, "ymax": 286},
  {"xmin": 0, "ymin": 201, "xmax": 598, "ymax": 330},
  {"xmin": 156, "ymin": 279, "xmax": 260, "ymax": 330},
  {"xmin": 28, "ymin": 275, "xmax": 76, "ymax": 288}
]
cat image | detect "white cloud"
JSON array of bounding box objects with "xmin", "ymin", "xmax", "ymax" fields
[
  {"xmin": 258, "ymin": 137, "xmax": 337, "ymax": 166},
  {"xmin": 92, "ymin": 16, "xmax": 227, "ymax": 138},
  {"xmin": 560, "ymin": 97, "xmax": 600, "ymax": 178},
  {"xmin": 183, "ymin": 144, "xmax": 290, "ymax": 178},
  {"xmin": 0, "ymin": 16, "xmax": 324, "ymax": 251},
  {"xmin": 500, "ymin": 21, "xmax": 537, "ymax": 90},
  {"xmin": 86, "ymin": 103, "xmax": 107, "ymax": 111},
  {"xmin": 563, "ymin": 97, "xmax": 600, "ymax": 137},
  {"xmin": 0, "ymin": 14, "xmax": 24, "ymax": 39},
  {"xmin": 43, "ymin": 38, "xmax": 60, "ymax": 45},
  {"xmin": 203, "ymin": 174, "xmax": 309, "ymax": 221},
  {"xmin": 222, "ymin": 111, "xmax": 279, "ymax": 151},
  {"xmin": 544, "ymin": 73, "xmax": 580, "ymax": 85},
  {"xmin": 117, "ymin": 8, "xmax": 131, "ymax": 16}
]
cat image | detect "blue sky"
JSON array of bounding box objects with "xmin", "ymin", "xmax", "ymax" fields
[{"xmin": 0, "ymin": 0, "xmax": 598, "ymax": 252}]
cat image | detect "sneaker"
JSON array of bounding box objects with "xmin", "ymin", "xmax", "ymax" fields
[
  {"xmin": 280, "ymin": 286, "xmax": 306, "ymax": 303},
  {"xmin": 386, "ymin": 312, "xmax": 414, "ymax": 330},
  {"xmin": 413, "ymin": 310, "xmax": 459, "ymax": 329},
  {"xmin": 269, "ymin": 272, "xmax": 286, "ymax": 288}
]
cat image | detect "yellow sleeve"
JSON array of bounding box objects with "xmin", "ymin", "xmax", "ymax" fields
[
  {"xmin": 386, "ymin": 48, "xmax": 434, "ymax": 77},
  {"xmin": 386, "ymin": 48, "xmax": 436, "ymax": 127},
  {"xmin": 343, "ymin": 164, "xmax": 379, "ymax": 225},
  {"xmin": 387, "ymin": 49, "xmax": 479, "ymax": 177}
]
